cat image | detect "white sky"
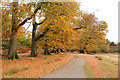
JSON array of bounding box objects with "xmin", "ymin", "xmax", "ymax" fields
[{"xmin": 76, "ymin": 0, "xmax": 119, "ymax": 43}]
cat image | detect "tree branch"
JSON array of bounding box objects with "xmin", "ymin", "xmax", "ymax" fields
[
  {"xmin": 24, "ymin": 22, "xmax": 32, "ymax": 33},
  {"xmin": 35, "ymin": 28, "xmax": 49, "ymax": 41},
  {"xmin": 74, "ymin": 26, "xmax": 86, "ymax": 30},
  {"xmin": 36, "ymin": 18, "xmax": 47, "ymax": 25},
  {"xmin": 18, "ymin": 6, "xmax": 42, "ymax": 27},
  {"xmin": 19, "ymin": 17, "xmax": 32, "ymax": 27}
]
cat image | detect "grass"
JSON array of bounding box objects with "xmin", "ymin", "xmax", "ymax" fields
[
  {"xmin": 85, "ymin": 54, "xmax": 118, "ymax": 78},
  {"xmin": 103, "ymin": 67, "xmax": 113, "ymax": 72},
  {"xmin": 55, "ymin": 63, "xmax": 59, "ymax": 66},
  {"xmin": 84, "ymin": 62, "xmax": 94, "ymax": 78},
  {"xmin": 34, "ymin": 75, "xmax": 39, "ymax": 78},
  {"xmin": 18, "ymin": 56, "xmax": 24, "ymax": 61},
  {"xmin": 51, "ymin": 54, "xmax": 54, "ymax": 56},
  {"xmin": 5, "ymin": 61, "xmax": 10, "ymax": 64},
  {"xmin": 44, "ymin": 58, "xmax": 61, "ymax": 64},
  {"xmin": 99, "ymin": 57, "xmax": 118, "ymax": 78},
  {"xmin": 95, "ymin": 54, "xmax": 118, "ymax": 78},
  {"xmin": 42, "ymin": 67, "xmax": 51, "ymax": 72},
  {"xmin": 4, "ymin": 75, "xmax": 10, "ymax": 78},
  {"xmin": 44, "ymin": 60, "xmax": 52, "ymax": 64},
  {"xmin": 100, "ymin": 57, "xmax": 117, "ymax": 70},
  {"xmin": 4, "ymin": 57, "xmax": 8, "ymax": 60},
  {"xmin": 96, "ymin": 55, "xmax": 118, "ymax": 67},
  {"xmin": 3, "ymin": 64, "xmax": 28, "ymax": 75},
  {"xmin": 54, "ymin": 58, "xmax": 61, "ymax": 61}
]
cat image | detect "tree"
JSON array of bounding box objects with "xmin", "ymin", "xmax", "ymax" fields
[
  {"xmin": 110, "ymin": 42, "xmax": 117, "ymax": 46},
  {"xmin": 73, "ymin": 13, "xmax": 109, "ymax": 53},
  {"xmin": 2, "ymin": 7, "xmax": 12, "ymax": 50},
  {"xmin": 7, "ymin": 2, "xmax": 19, "ymax": 59},
  {"xmin": 17, "ymin": 27, "xmax": 32, "ymax": 49},
  {"xmin": 2, "ymin": 1, "xmax": 46, "ymax": 59},
  {"xmin": 2, "ymin": 4, "xmax": 31, "ymax": 57},
  {"xmin": 118, "ymin": 42, "xmax": 120, "ymax": 53},
  {"xmin": 31, "ymin": 2, "xmax": 80, "ymax": 55},
  {"xmin": 37, "ymin": 17, "xmax": 77, "ymax": 55}
]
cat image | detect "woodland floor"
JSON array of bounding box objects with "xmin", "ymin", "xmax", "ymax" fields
[
  {"xmin": 2, "ymin": 52, "xmax": 119, "ymax": 78},
  {"xmin": 2, "ymin": 53, "xmax": 73, "ymax": 78}
]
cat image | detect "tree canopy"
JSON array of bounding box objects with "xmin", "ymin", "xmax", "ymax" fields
[{"xmin": 2, "ymin": 1, "xmax": 110, "ymax": 59}]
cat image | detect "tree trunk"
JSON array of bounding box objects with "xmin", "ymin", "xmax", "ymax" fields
[
  {"xmin": 30, "ymin": 16, "xmax": 47, "ymax": 57},
  {"xmin": 44, "ymin": 47, "xmax": 51, "ymax": 55},
  {"xmin": 7, "ymin": 32, "xmax": 19, "ymax": 59},
  {"xmin": 7, "ymin": 2, "xmax": 19, "ymax": 59},
  {"xmin": 83, "ymin": 47, "xmax": 87, "ymax": 54},
  {"xmin": 30, "ymin": 21, "xmax": 37, "ymax": 57},
  {"xmin": 56, "ymin": 48, "xmax": 61, "ymax": 54},
  {"xmin": 84, "ymin": 50, "xmax": 87, "ymax": 54},
  {"xmin": 44, "ymin": 43, "xmax": 51, "ymax": 55},
  {"xmin": 71, "ymin": 50, "xmax": 74, "ymax": 53},
  {"xmin": 30, "ymin": 39, "xmax": 37, "ymax": 57}
]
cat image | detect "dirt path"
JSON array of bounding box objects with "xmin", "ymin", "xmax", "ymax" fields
[{"xmin": 42, "ymin": 54, "xmax": 87, "ymax": 78}]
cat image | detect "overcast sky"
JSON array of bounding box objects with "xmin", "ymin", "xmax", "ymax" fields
[{"xmin": 76, "ymin": 0, "xmax": 119, "ymax": 43}]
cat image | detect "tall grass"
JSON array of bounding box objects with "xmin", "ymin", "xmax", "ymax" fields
[{"xmin": 3, "ymin": 64, "xmax": 28, "ymax": 75}]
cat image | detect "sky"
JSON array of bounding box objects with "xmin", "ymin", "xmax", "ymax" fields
[
  {"xmin": 23, "ymin": 0, "xmax": 119, "ymax": 43},
  {"xmin": 76, "ymin": 0, "xmax": 119, "ymax": 43}
]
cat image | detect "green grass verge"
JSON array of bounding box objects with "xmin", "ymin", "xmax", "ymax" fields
[{"xmin": 84, "ymin": 62, "xmax": 94, "ymax": 79}]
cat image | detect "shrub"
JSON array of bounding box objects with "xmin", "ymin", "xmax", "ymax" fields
[
  {"xmin": 97, "ymin": 57, "xmax": 102, "ymax": 60},
  {"xmin": 95, "ymin": 56, "xmax": 98, "ymax": 58},
  {"xmin": 95, "ymin": 56, "xmax": 102, "ymax": 60}
]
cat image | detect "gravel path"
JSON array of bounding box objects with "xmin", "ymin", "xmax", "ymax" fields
[{"xmin": 42, "ymin": 54, "xmax": 88, "ymax": 78}]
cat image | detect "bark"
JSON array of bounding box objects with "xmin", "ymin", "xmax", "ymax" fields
[
  {"xmin": 44, "ymin": 47, "xmax": 51, "ymax": 55},
  {"xmin": 30, "ymin": 21, "xmax": 37, "ymax": 57},
  {"xmin": 7, "ymin": 2, "xmax": 19, "ymax": 59},
  {"xmin": 30, "ymin": 39, "xmax": 37, "ymax": 57},
  {"xmin": 7, "ymin": 32, "xmax": 19, "ymax": 59},
  {"xmin": 35, "ymin": 28, "xmax": 49, "ymax": 41},
  {"xmin": 71, "ymin": 50, "xmax": 73, "ymax": 53},
  {"xmin": 56, "ymin": 48, "xmax": 61, "ymax": 54},
  {"xmin": 44, "ymin": 43, "xmax": 51, "ymax": 55},
  {"xmin": 84, "ymin": 50, "xmax": 87, "ymax": 54},
  {"xmin": 30, "ymin": 17, "xmax": 47, "ymax": 57}
]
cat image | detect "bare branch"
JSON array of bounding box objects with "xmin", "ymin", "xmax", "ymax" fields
[
  {"xmin": 24, "ymin": 22, "xmax": 32, "ymax": 33},
  {"xmin": 26, "ymin": 21, "xmax": 32, "ymax": 23},
  {"xmin": 18, "ymin": 6, "xmax": 42, "ymax": 27}
]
